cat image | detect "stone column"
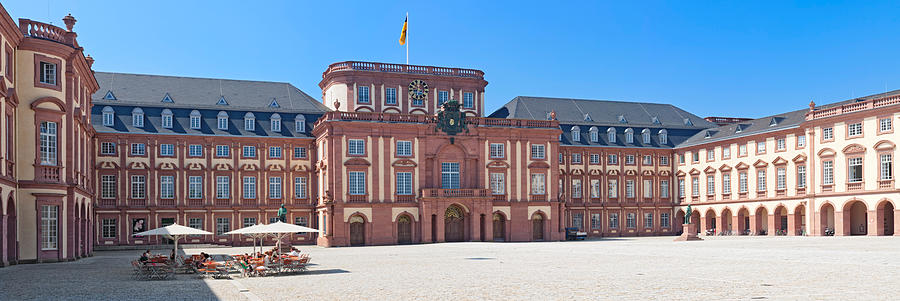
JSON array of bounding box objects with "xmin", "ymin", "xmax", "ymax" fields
[
  {"xmin": 894, "ymin": 209, "xmax": 900, "ymax": 236},
  {"xmin": 749, "ymin": 214, "xmax": 758, "ymax": 235},
  {"xmin": 732, "ymin": 213, "xmax": 741, "ymax": 235},
  {"xmin": 835, "ymin": 210, "xmax": 846, "ymax": 236},
  {"xmin": 1, "ymin": 214, "xmax": 6, "ymax": 266},
  {"xmin": 868, "ymin": 209, "xmax": 878, "ymax": 236},
  {"xmin": 767, "ymin": 213, "xmax": 777, "ymax": 236},
  {"xmin": 787, "ymin": 213, "xmax": 796, "ymax": 236}
]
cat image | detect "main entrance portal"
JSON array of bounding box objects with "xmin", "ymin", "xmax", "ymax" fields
[{"xmin": 445, "ymin": 205, "xmax": 465, "ymax": 242}]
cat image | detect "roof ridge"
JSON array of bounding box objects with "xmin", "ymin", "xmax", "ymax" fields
[{"xmin": 94, "ymin": 71, "xmax": 292, "ymax": 85}]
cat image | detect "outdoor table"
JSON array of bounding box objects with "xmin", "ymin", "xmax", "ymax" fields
[{"xmin": 144, "ymin": 263, "xmax": 175, "ymax": 280}]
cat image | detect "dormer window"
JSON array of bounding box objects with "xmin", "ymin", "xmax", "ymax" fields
[
  {"xmin": 658, "ymin": 129, "xmax": 668, "ymax": 145},
  {"xmin": 216, "ymin": 96, "xmax": 228, "ymax": 106},
  {"xmin": 161, "ymin": 93, "xmax": 174, "ymax": 103},
  {"xmin": 651, "ymin": 116, "xmax": 660, "ymax": 125},
  {"xmin": 269, "ymin": 98, "xmax": 280, "ymax": 108},
  {"xmin": 684, "ymin": 118, "xmax": 693, "ymax": 126},
  {"xmin": 131, "ymin": 108, "xmax": 144, "ymax": 128},
  {"xmin": 102, "ymin": 106, "xmax": 114, "ymax": 126},
  {"xmin": 584, "ymin": 114, "xmax": 592, "ymax": 122},
  {"xmin": 271, "ymin": 113, "xmax": 281, "ymax": 132},
  {"xmin": 190, "ymin": 110, "xmax": 202, "ymax": 129},
  {"xmin": 571, "ymin": 126, "xmax": 581, "ymax": 142},
  {"xmin": 103, "ymin": 90, "xmax": 116, "ymax": 100},
  {"xmin": 295, "ymin": 115, "xmax": 306, "ymax": 133},
  {"xmin": 607, "ymin": 127, "xmax": 616, "ymax": 143},
  {"xmin": 244, "ymin": 112, "xmax": 255, "ymax": 131},
  {"xmin": 618, "ymin": 115, "xmax": 627, "ymax": 123},
  {"xmin": 735, "ymin": 124, "xmax": 743, "ymax": 133},
  {"xmin": 589, "ymin": 126, "xmax": 599, "ymax": 142},
  {"xmin": 769, "ymin": 117, "xmax": 778, "ymax": 127},
  {"xmin": 217, "ymin": 111, "xmax": 229, "ymax": 130},
  {"xmin": 624, "ymin": 128, "xmax": 634, "ymax": 144},
  {"xmin": 161, "ymin": 109, "xmax": 173, "ymax": 129},
  {"xmin": 641, "ymin": 128, "xmax": 650, "ymax": 144}
]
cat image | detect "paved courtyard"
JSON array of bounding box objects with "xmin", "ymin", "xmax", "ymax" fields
[{"xmin": 2, "ymin": 236, "xmax": 900, "ymax": 300}]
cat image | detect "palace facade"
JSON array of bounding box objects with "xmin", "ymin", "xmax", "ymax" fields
[{"xmin": 2, "ymin": 5, "xmax": 899, "ymax": 266}]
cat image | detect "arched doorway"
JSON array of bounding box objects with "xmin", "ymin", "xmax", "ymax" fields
[
  {"xmin": 675, "ymin": 210, "xmax": 685, "ymax": 235},
  {"xmin": 737, "ymin": 208, "xmax": 750, "ymax": 235},
  {"xmin": 397, "ymin": 215, "xmax": 412, "ymax": 244},
  {"xmin": 704, "ymin": 209, "xmax": 717, "ymax": 235},
  {"xmin": 532, "ymin": 213, "xmax": 545, "ymax": 241},
  {"xmin": 774, "ymin": 206, "xmax": 788, "ymax": 235},
  {"xmin": 820, "ymin": 203, "xmax": 835, "ymax": 236},
  {"xmin": 721, "ymin": 208, "xmax": 733, "ymax": 235},
  {"xmin": 877, "ymin": 200, "xmax": 895, "ymax": 236},
  {"xmin": 6, "ymin": 196, "xmax": 15, "ymax": 263},
  {"xmin": 794, "ymin": 205, "xmax": 806, "ymax": 236},
  {"xmin": 444, "ymin": 205, "xmax": 465, "ymax": 242},
  {"xmin": 755, "ymin": 207, "xmax": 768, "ymax": 235},
  {"xmin": 844, "ymin": 201, "xmax": 867, "ymax": 236},
  {"xmin": 349, "ymin": 215, "xmax": 365, "ymax": 246},
  {"xmin": 492, "ymin": 213, "xmax": 506, "ymax": 241}
]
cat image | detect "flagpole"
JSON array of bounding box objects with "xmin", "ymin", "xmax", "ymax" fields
[{"xmin": 406, "ymin": 12, "xmax": 409, "ymax": 65}]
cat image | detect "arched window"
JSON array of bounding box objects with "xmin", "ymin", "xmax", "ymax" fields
[
  {"xmin": 641, "ymin": 128, "xmax": 650, "ymax": 144},
  {"xmin": 271, "ymin": 113, "xmax": 282, "ymax": 132},
  {"xmin": 131, "ymin": 108, "xmax": 144, "ymax": 128},
  {"xmin": 101, "ymin": 106, "xmax": 114, "ymax": 126},
  {"xmin": 295, "ymin": 114, "xmax": 306, "ymax": 133},
  {"xmin": 625, "ymin": 128, "xmax": 634, "ymax": 144},
  {"xmin": 589, "ymin": 126, "xmax": 599, "ymax": 142},
  {"xmin": 161, "ymin": 109, "xmax": 173, "ymax": 129},
  {"xmin": 244, "ymin": 112, "xmax": 255, "ymax": 131},
  {"xmin": 607, "ymin": 127, "xmax": 616, "ymax": 143},
  {"xmin": 190, "ymin": 110, "xmax": 202, "ymax": 129},
  {"xmin": 659, "ymin": 129, "xmax": 668, "ymax": 145},
  {"xmin": 571, "ymin": 126, "xmax": 581, "ymax": 142},
  {"xmin": 217, "ymin": 111, "xmax": 229, "ymax": 130}
]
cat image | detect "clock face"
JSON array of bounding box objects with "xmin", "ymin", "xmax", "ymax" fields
[{"xmin": 408, "ymin": 80, "xmax": 429, "ymax": 101}]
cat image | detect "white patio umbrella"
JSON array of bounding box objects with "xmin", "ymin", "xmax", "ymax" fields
[
  {"xmin": 224, "ymin": 223, "xmax": 270, "ymax": 255},
  {"xmin": 133, "ymin": 223, "xmax": 212, "ymax": 257},
  {"xmin": 256, "ymin": 222, "xmax": 321, "ymax": 255}
]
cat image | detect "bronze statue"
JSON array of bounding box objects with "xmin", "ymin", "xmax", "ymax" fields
[{"xmin": 685, "ymin": 204, "xmax": 692, "ymax": 224}]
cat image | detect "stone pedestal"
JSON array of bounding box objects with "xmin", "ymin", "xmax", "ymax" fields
[{"xmin": 674, "ymin": 223, "xmax": 703, "ymax": 241}]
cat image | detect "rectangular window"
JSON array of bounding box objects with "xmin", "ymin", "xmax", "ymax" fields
[
  {"xmin": 722, "ymin": 173, "xmax": 731, "ymax": 194},
  {"xmin": 823, "ymin": 161, "xmax": 834, "ymax": 185},
  {"xmin": 216, "ymin": 145, "xmax": 230, "ymax": 157},
  {"xmin": 243, "ymin": 176, "xmax": 257, "ymax": 199},
  {"xmin": 722, "ymin": 146, "xmax": 731, "ymax": 159},
  {"xmin": 692, "ymin": 152, "xmax": 699, "ymax": 162},
  {"xmin": 531, "ymin": 144, "xmax": 545, "ymax": 159},
  {"xmin": 396, "ymin": 141, "xmax": 412, "ymax": 157},
  {"xmin": 644, "ymin": 213, "xmax": 653, "ymax": 228},
  {"xmin": 271, "ymin": 119, "xmax": 281, "ymax": 132},
  {"xmin": 441, "ymin": 162, "xmax": 460, "ymax": 189},
  {"xmin": 269, "ymin": 177, "xmax": 282, "ymax": 199},
  {"xmin": 691, "ymin": 177, "xmax": 699, "ymax": 196},
  {"xmin": 571, "ymin": 213, "xmax": 584, "ymax": 230},
  {"xmin": 757, "ymin": 170, "xmax": 767, "ymax": 191},
  {"xmin": 161, "ymin": 114, "xmax": 172, "ymax": 128},
  {"xmin": 880, "ymin": 118, "xmax": 892, "ymax": 133},
  {"xmin": 160, "ymin": 144, "xmax": 175, "ymax": 156},
  {"xmin": 438, "ymin": 91, "xmax": 449, "ymax": 105},
  {"xmin": 643, "ymin": 179, "xmax": 652, "ymax": 198},
  {"xmin": 269, "ymin": 146, "xmax": 282, "ymax": 158},
  {"xmin": 739, "ymin": 172, "xmax": 748, "ymax": 193},
  {"xmin": 660, "ymin": 156, "xmax": 669, "ymax": 166},
  {"xmin": 102, "ymin": 219, "xmax": 117, "ymax": 239},
  {"xmin": 160, "ymin": 176, "xmax": 175, "ymax": 199},
  {"xmin": 679, "ymin": 154, "xmax": 685, "ymax": 164},
  {"xmin": 660, "ymin": 180, "xmax": 669, "ymax": 198},
  {"xmin": 707, "ymin": 150, "xmax": 714, "ymax": 161},
  {"xmin": 396, "ymin": 172, "xmax": 413, "ymax": 195},
  {"xmin": 777, "ymin": 138, "xmax": 786, "ymax": 151},
  {"xmin": 189, "ymin": 218, "xmax": 203, "ymax": 232},
  {"xmin": 216, "ymin": 218, "xmax": 230, "ymax": 236},
  {"xmin": 133, "ymin": 112, "xmax": 144, "ymax": 128},
  {"xmin": 100, "ymin": 142, "xmax": 116, "ymax": 155},
  {"xmin": 385, "ymin": 87, "xmax": 397, "ymax": 105},
  {"xmin": 608, "ymin": 213, "xmax": 619, "ymax": 229},
  {"xmin": 881, "ymin": 154, "xmax": 893, "ymax": 180},
  {"xmin": 678, "ymin": 179, "xmax": 685, "ymax": 198},
  {"xmin": 777, "ymin": 168, "xmax": 786, "ymax": 190},
  {"xmin": 706, "ymin": 175, "xmax": 715, "ymax": 195},
  {"xmin": 625, "ymin": 155, "xmax": 635, "ymax": 165},
  {"xmin": 130, "ymin": 143, "xmax": 146, "ymax": 156},
  {"xmin": 349, "ymin": 171, "xmax": 366, "ymax": 195},
  {"xmin": 572, "ymin": 179, "xmax": 582, "ymax": 198},
  {"xmin": 739, "ymin": 144, "xmax": 747, "ymax": 156},
  {"xmin": 39, "ymin": 121, "xmax": 57, "ymax": 165},
  {"xmin": 590, "ymin": 179, "xmax": 601, "ymax": 198},
  {"xmin": 242, "ymin": 146, "xmax": 256, "ymax": 158},
  {"xmin": 626, "ymin": 213, "xmax": 636, "ymax": 229},
  {"xmin": 490, "ymin": 143, "xmax": 505, "ymax": 158},
  {"xmin": 797, "ymin": 135, "xmax": 806, "ymax": 148},
  {"xmin": 295, "ymin": 177, "xmax": 308, "ymax": 198},
  {"xmin": 218, "ymin": 116, "xmax": 228, "ymax": 130},
  {"xmin": 293, "ymin": 147, "xmax": 307, "ymax": 159},
  {"xmin": 643, "ymin": 155, "xmax": 653, "ymax": 165},
  {"xmin": 348, "ymin": 139, "xmax": 365, "ymax": 155},
  {"xmin": 39, "ymin": 62, "xmax": 57, "ymax": 85},
  {"xmin": 101, "ymin": 175, "xmax": 116, "ymax": 199},
  {"xmin": 797, "ymin": 165, "xmax": 807, "ymax": 188},
  {"xmin": 463, "ymin": 92, "xmax": 474, "ymax": 108},
  {"xmin": 559, "ymin": 153, "xmax": 564, "ymax": 164},
  {"xmin": 608, "ymin": 179, "xmax": 618, "ymax": 198},
  {"xmin": 661, "ymin": 213, "xmax": 671, "ymax": 228},
  {"xmin": 294, "ymin": 217, "xmax": 309, "ymax": 227},
  {"xmin": 490, "ymin": 173, "xmax": 505, "ymax": 195},
  {"xmin": 757, "ymin": 141, "xmax": 766, "ymax": 154},
  {"xmin": 608, "ymin": 154, "xmax": 618, "ymax": 165},
  {"xmin": 848, "ymin": 157, "xmax": 863, "ymax": 183},
  {"xmin": 848, "ymin": 123, "xmax": 862, "ymax": 137},
  {"xmin": 823, "ymin": 127, "xmax": 834, "ymax": 140},
  {"xmin": 590, "ymin": 154, "xmax": 600, "ymax": 164},
  {"xmin": 571, "ymin": 153, "xmax": 582, "ymax": 164},
  {"xmin": 590, "ymin": 213, "xmax": 602, "ymax": 230},
  {"xmin": 40, "ymin": 205, "xmax": 58, "ymax": 250},
  {"xmin": 243, "ymin": 218, "xmax": 257, "ymax": 228},
  {"xmin": 357, "ymin": 86, "xmax": 370, "ymax": 103},
  {"xmin": 189, "ymin": 144, "xmax": 203, "ymax": 157},
  {"xmin": 531, "ymin": 173, "xmax": 546, "ymax": 195},
  {"xmin": 131, "ymin": 175, "xmax": 146, "ymax": 199},
  {"xmin": 191, "ymin": 115, "xmax": 201, "ymax": 129},
  {"xmin": 216, "ymin": 176, "xmax": 230, "ymax": 199},
  {"xmin": 188, "ymin": 176, "xmax": 202, "ymax": 198}
]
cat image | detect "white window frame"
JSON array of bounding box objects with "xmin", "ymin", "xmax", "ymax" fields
[
  {"xmin": 385, "ymin": 87, "xmax": 397, "ymax": 105},
  {"xmin": 531, "ymin": 144, "xmax": 545, "ymax": 159},
  {"xmin": 396, "ymin": 172, "xmax": 413, "ymax": 195},
  {"xmin": 160, "ymin": 175, "xmax": 175, "ymax": 199},
  {"xmin": 243, "ymin": 176, "xmax": 257, "ymax": 199},
  {"xmin": 396, "ymin": 141, "xmax": 412, "ymax": 157},
  {"xmin": 269, "ymin": 177, "xmax": 282, "ymax": 199},
  {"xmin": 188, "ymin": 176, "xmax": 202, "ymax": 198},
  {"xmin": 490, "ymin": 143, "xmax": 505, "ymax": 158},
  {"xmin": 216, "ymin": 176, "xmax": 230, "ymax": 199},
  {"xmin": 348, "ymin": 139, "xmax": 366, "ymax": 155}
]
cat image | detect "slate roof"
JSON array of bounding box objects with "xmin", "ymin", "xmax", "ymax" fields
[
  {"xmin": 91, "ymin": 72, "xmax": 330, "ymax": 113},
  {"xmin": 91, "ymin": 106, "xmax": 320, "ymax": 138}
]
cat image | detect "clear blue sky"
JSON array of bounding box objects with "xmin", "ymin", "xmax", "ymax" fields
[{"xmin": 6, "ymin": 0, "xmax": 900, "ymax": 118}]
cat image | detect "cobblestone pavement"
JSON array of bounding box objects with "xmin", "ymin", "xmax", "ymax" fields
[{"xmin": 2, "ymin": 236, "xmax": 900, "ymax": 300}]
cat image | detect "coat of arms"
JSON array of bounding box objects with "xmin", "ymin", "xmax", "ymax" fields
[{"xmin": 435, "ymin": 100, "xmax": 468, "ymax": 136}]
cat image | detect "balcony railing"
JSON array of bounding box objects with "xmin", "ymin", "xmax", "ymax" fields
[
  {"xmin": 36, "ymin": 165, "xmax": 61, "ymax": 183},
  {"xmin": 422, "ymin": 188, "xmax": 492, "ymax": 198},
  {"xmin": 347, "ymin": 195, "xmax": 368, "ymax": 203},
  {"xmin": 130, "ymin": 199, "xmax": 146, "ymax": 207},
  {"xmin": 395, "ymin": 195, "xmax": 417, "ymax": 203},
  {"xmin": 313, "ymin": 111, "xmax": 558, "ymax": 130},
  {"xmin": 491, "ymin": 194, "xmax": 506, "ymax": 201},
  {"xmin": 847, "ymin": 182, "xmax": 863, "ymax": 191},
  {"xmin": 98, "ymin": 199, "xmax": 116, "ymax": 207},
  {"xmin": 879, "ymin": 180, "xmax": 894, "ymax": 189},
  {"xmin": 159, "ymin": 199, "xmax": 175, "ymax": 207},
  {"xmin": 323, "ymin": 61, "xmax": 484, "ymax": 80},
  {"xmin": 529, "ymin": 194, "xmax": 547, "ymax": 202},
  {"xmin": 215, "ymin": 199, "xmax": 231, "ymax": 207}
]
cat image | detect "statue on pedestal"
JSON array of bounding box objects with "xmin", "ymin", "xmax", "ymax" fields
[{"xmin": 685, "ymin": 204, "xmax": 693, "ymax": 224}]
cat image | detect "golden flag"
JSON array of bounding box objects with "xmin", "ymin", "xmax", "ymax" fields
[{"xmin": 399, "ymin": 17, "xmax": 408, "ymax": 45}]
